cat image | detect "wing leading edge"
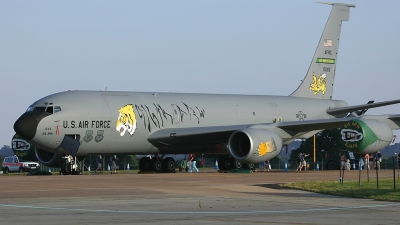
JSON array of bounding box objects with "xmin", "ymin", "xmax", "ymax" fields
[
  {"xmin": 327, "ymin": 99, "xmax": 400, "ymax": 116},
  {"xmin": 147, "ymin": 117, "xmax": 358, "ymax": 147}
]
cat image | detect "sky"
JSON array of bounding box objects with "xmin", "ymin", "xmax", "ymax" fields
[{"xmin": 1, "ymin": 0, "xmax": 400, "ymax": 147}]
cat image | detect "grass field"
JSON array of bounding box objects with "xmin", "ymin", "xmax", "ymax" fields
[{"xmin": 281, "ymin": 177, "xmax": 400, "ymax": 202}]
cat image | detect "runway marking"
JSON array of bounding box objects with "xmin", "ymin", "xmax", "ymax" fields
[{"xmin": 1, "ymin": 203, "xmax": 399, "ymax": 214}]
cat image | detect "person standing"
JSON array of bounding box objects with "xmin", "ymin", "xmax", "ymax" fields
[
  {"xmin": 265, "ymin": 160, "xmax": 271, "ymax": 171},
  {"xmin": 374, "ymin": 151, "xmax": 381, "ymax": 170},
  {"xmin": 190, "ymin": 154, "xmax": 199, "ymax": 173},
  {"xmin": 340, "ymin": 153, "xmax": 347, "ymax": 170},
  {"xmin": 397, "ymin": 153, "xmax": 400, "ymax": 168},
  {"xmin": 364, "ymin": 153, "xmax": 370, "ymax": 170},
  {"xmin": 110, "ymin": 155, "xmax": 117, "ymax": 174},
  {"xmin": 187, "ymin": 154, "xmax": 192, "ymax": 172},
  {"xmin": 95, "ymin": 155, "xmax": 103, "ymax": 174},
  {"xmin": 302, "ymin": 153, "xmax": 310, "ymax": 171},
  {"xmin": 296, "ymin": 153, "xmax": 303, "ymax": 171}
]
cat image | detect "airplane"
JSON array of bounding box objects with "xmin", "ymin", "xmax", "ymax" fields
[{"xmin": 13, "ymin": 2, "xmax": 400, "ymax": 175}]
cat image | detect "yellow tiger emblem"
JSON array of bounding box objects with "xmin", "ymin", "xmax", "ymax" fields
[
  {"xmin": 257, "ymin": 139, "xmax": 276, "ymax": 157},
  {"xmin": 116, "ymin": 104, "xmax": 137, "ymax": 136}
]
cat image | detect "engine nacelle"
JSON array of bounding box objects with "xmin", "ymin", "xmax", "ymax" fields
[
  {"xmin": 340, "ymin": 119, "xmax": 393, "ymax": 153},
  {"xmin": 35, "ymin": 147, "xmax": 64, "ymax": 167},
  {"xmin": 228, "ymin": 128, "xmax": 283, "ymax": 164}
]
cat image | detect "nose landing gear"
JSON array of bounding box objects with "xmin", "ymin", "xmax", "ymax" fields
[{"xmin": 60, "ymin": 155, "xmax": 81, "ymax": 175}]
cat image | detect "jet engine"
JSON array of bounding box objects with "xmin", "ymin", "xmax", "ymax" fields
[
  {"xmin": 35, "ymin": 147, "xmax": 64, "ymax": 167},
  {"xmin": 340, "ymin": 119, "xmax": 393, "ymax": 153},
  {"xmin": 228, "ymin": 128, "xmax": 283, "ymax": 164}
]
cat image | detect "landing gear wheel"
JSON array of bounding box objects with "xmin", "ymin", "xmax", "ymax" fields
[
  {"xmin": 243, "ymin": 163, "xmax": 254, "ymax": 170},
  {"xmin": 139, "ymin": 157, "xmax": 152, "ymax": 171},
  {"xmin": 153, "ymin": 158, "xmax": 163, "ymax": 173},
  {"xmin": 61, "ymin": 162, "xmax": 71, "ymax": 175},
  {"xmin": 164, "ymin": 157, "xmax": 175, "ymax": 173},
  {"xmin": 218, "ymin": 156, "xmax": 234, "ymax": 170},
  {"xmin": 218, "ymin": 157, "xmax": 226, "ymax": 170},
  {"xmin": 231, "ymin": 159, "xmax": 242, "ymax": 169},
  {"xmin": 139, "ymin": 157, "xmax": 146, "ymax": 171}
]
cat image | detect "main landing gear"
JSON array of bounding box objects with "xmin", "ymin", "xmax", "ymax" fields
[
  {"xmin": 60, "ymin": 155, "xmax": 82, "ymax": 175},
  {"xmin": 139, "ymin": 155, "xmax": 176, "ymax": 173},
  {"xmin": 217, "ymin": 156, "xmax": 255, "ymax": 171}
]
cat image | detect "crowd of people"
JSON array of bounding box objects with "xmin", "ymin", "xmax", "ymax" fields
[
  {"xmin": 362, "ymin": 151, "xmax": 382, "ymax": 170},
  {"xmin": 90, "ymin": 149, "xmax": 400, "ymax": 174}
]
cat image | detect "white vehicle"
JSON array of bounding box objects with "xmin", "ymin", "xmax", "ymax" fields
[{"xmin": 2, "ymin": 155, "xmax": 40, "ymax": 174}]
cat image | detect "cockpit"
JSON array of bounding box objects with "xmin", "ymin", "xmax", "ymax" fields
[{"xmin": 26, "ymin": 102, "xmax": 61, "ymax": 114}]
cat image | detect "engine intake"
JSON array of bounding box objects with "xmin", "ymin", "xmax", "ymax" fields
[
  {"xmin": 228, "ymin": 128, "xmax": 283, "ymax": 164},
  {"xmin": 35, "ymin": 148, "xmax": 64, "ymax": 167}
]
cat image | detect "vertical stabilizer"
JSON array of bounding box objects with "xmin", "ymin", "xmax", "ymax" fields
[{"xmin": 290, "ymin": 3, "xmax": 355, "ymax": 99}]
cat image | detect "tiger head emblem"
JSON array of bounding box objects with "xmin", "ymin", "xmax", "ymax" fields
[{"xmin": 116, "ymin": 104, "xmax": 137, "ymax": 136}]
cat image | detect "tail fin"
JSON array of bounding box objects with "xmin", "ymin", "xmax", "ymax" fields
[{"xmin": 290, "ymin": 2, "xmax": 355, "ymax": 99}]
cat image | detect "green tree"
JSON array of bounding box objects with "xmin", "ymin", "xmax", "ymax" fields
[
  {"xmin": 290, "ymin": 128, "xmax": 345, "ymax": 166},
  {"xmin": 0, "ymin": 145, "xmax": 13, "ymax": 157}
]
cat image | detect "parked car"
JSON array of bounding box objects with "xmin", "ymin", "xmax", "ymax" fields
[{"xmin": 2, "ymin": 155, "xmax": 40, "ymax": 174}]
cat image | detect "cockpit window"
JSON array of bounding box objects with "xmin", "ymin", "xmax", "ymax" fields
[
  {"xmin": 54, "ymin": 106, "xmax": 61, "ymax": 113},
  {"xmin": 26, "ymin": 105, "xmax": 61, "ymax": 114},
  {"xmin": 46, "ymin": 106, "xmax": 53, "ymax": 113},
  {"xmin": 32, "ymin": 107, "xmax": 46, "ymax": 112}
]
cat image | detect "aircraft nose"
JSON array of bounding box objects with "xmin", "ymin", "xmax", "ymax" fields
[{"xmin": 14, "ymin": 111, "xmax": 50, "ymax": 140}]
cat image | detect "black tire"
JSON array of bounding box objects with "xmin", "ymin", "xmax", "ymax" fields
[
  {"xmin": 153, "ymin": 158, "xmax": 163, "ymax": 173},
  {"xmin": 4, "ymin": 167, "xmax": 9, "ymax": 174},
  {"xmin": 223, "ymin": 157, "xmax": 232, "ymax": 169},
  {"xmin": 139, "ymin": 157, "xmax": 152, "ymax": 171},
  {"xmin": 243, "ymin": 163, "xmax": 255, "ymax": 170},
  {"xmin": 230, "ymin": 158, "xmax": 242, "ymax": 169},
  {"xmin": 143, "ymin": 158, "xmax": 152, "ymax": 171},
  {"xmin": 61, "ymin": 162, "xmax": 71, "ymax": 175},
  {"xmin": 139, "ymin": 157, "xmax": 146, "ymax": 171},
  {"xmin": 218, "ymin": 157, "xmax": 227, "ymax": 170},
  {"xmin": 19, "ymin": 167, "xmax": 24, "ymax": 173},
  {"xmin": 163, "ymin": 157, "xmax": 175, "ymax": 173}
]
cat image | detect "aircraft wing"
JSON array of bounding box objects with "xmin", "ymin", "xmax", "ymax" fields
[
  {"xmin": 274, "ymin": 118, "xmax": 353, "ymax": 132},
  {"xmin": 147, "ymin": 124, "xmax": 252, "ymax": 147},
  {"xmin": 148, "ymin": 118, "xmax": 353, "ymax": 147},
  {"xmin": 327, "ymin": 99, "xmax": 400, "ymax": 116},
  {"xmin": 388, "ymin": 115, "xmax": 400, "ymax": 121}
]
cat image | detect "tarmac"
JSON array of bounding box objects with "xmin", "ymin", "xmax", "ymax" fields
[{"xmin": 0, "ymin": 169, "xmax": 399, "ymax": 225}]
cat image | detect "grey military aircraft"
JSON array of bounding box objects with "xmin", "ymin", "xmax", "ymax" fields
[{"xmin": 13, "ymin": 3, "xmax": 400, "ymax": 175}]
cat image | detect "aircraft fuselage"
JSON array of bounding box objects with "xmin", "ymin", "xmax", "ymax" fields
[{"xmin": 15, "ymin": 90, "xmax": 347, "ymax": 156}]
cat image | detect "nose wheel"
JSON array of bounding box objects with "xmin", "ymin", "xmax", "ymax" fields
[{"xmin": 60, "ymin": 155, "xmax": 81, "ymax": 175}]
